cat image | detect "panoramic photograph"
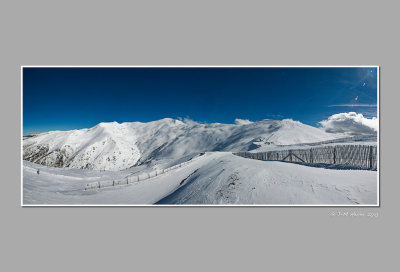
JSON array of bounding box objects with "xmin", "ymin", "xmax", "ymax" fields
[{"xmin": 22, "ymin": 66, "xmax": 379, "ymax": 206}]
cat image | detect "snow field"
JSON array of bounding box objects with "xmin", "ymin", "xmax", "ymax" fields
[{"xmin": 23, "ymin": 152, "xmax": 377, "ymax": 205}]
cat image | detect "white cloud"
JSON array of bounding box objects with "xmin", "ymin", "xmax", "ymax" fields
[
  {"xmin": 182, "ymin": 117, "xmax": 200, "ymax": 125},
  {"xmin": 235, "ymin": 118, "xmax": 253, "ymax": 125},
  {"xmin": 320, "ymin": 112, "xmax": 378, "ymax": 135}
]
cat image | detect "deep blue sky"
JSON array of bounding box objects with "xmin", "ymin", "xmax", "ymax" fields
[{"xmin": 23, "ymin": 67, "xmax": 378, "ymax": 134}]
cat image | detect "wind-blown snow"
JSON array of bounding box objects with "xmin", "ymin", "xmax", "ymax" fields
[
  {"xmin": 235, "ymin": 118, "xmax": 253, "ymax": 125},
  {"xmin": 23, "ymin": 118, "xmax": 343, "ymax": 171}
]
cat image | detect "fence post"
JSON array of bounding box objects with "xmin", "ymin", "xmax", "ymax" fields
[
  {"xmin": 369, "ymin": 146, "xmax": 373, "ymax": 169},
  {"xmin": 333, "ymin": 147, "xmax": 336, "ymax": 164},
  {"xmin": 310, "ymin": 149, "xmax": 313, "ymax": 163}
]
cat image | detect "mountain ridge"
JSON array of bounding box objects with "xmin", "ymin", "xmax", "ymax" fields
[{"xmin": 23, "ymin": 118, "xmax": 342, "ymax": 170}]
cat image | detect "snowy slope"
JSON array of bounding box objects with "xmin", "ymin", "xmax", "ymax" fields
[
  {"xmin": 23, "ymin": 122, "xmax": 140, "ymax": 171},
  {"xmin": 156, "ymin": 153, "xmax": 377, "ymax": 205},
  {"xmin": 23, "ymin": 118, "xmax": 342, "ymax": 171},
  {"xmin": 23, "ymin": 152, "xmax": 377, "ymax": 205}
]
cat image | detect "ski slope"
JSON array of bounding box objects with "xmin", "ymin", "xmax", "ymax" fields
[{"xmin": 23, "ymin": 152, "xmax": 377, "ymax": 205}]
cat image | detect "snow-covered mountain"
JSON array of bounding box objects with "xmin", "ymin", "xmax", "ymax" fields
[{"xmin": 23, "ymin": 118, "xmax": 341, "ymax": 171}]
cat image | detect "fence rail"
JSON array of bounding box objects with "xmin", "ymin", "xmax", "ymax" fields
[
  {"xmin": 85, "ymin": 154, "xmax": 204, "ymax": 190},
  {"xmin": 234, "ymin": 145, "xmax": 377, "ymax": 170}
]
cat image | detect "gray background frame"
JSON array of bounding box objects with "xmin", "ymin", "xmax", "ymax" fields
[{"xmin": 1, "ymin": 1, "xmax": 397, "ymax": 271}]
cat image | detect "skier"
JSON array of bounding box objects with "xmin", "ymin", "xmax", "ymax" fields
[{"xmin": 37, "ymin": 169, "xmax": 40, "ymax": 175}]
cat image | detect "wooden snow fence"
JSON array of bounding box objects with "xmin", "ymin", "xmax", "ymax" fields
[
  {"xmin": 234, "ymin": 145, "xmax": 377, "ymax": 170},
  {"xmin": 84, "ymin": 155, "xmax": 202, "ymax": 191}
]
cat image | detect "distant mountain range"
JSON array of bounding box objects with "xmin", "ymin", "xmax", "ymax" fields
[{"xmin": 23, "ymin": 118, "xmax": 342, "ymax": 171}]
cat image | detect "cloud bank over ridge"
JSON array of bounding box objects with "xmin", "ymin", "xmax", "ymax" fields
[
  {"xmin": 320, "ymin": 112, "xmax": 377, "ymax": 135},
  {"xmin": 235, "ymin": 118, "xmax": 253, "ymax": 125}
]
